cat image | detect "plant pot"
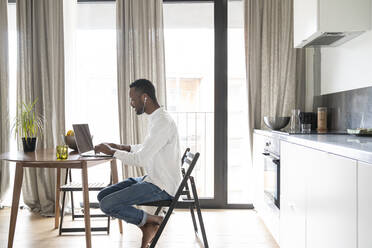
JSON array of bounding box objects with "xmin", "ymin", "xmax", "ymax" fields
[{"xmin": 22, "ymin": 137, "xmax": 37, "ymax": 152}]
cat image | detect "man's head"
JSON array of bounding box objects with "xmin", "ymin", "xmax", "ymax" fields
[{"xmin": 129, "ymin": 79, "xmax": 158, "ymax": 115}]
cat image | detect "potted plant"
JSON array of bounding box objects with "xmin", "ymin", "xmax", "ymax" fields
[{"xmin": 12, "ymin": 98, "xmax": 44, "ymax": 152}]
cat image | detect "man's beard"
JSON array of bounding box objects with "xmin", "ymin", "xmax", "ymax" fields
[{"xmin": 135, "ymin": 103, "xmax": 145, "ymax": 115}]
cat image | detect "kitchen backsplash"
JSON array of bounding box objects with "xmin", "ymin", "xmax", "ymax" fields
[{"xmin": 313, "ymin": 86, "xmax": 372, "ymax": 130}]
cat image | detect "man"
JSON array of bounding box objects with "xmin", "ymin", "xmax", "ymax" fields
[{"xmin": 94, "ymin": 79, "xmax": 182, "ymax": 248}]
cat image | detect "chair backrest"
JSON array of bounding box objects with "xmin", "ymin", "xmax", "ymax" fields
[
  {"xmin": 181, "ymin": 148, "xmax": 190, "ymax": 166},
  {"xmin": 180, "ymin": 148, "xmax": 194, "ymax": 178},
  {"xmin": 172, "ymin": 150, "xmax": 200, "ymax": 203}
]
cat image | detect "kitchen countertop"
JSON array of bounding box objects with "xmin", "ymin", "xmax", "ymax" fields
[{"xmin": 254, "ymin": 129, "xmax": 372, "ymax": 164}]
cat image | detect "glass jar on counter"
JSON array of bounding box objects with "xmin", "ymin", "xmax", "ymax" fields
[
  {"xmin": 290, "ymin": 109, "xmax": 301, "ymax": 132},
  {"xmin": 317, "ymin": 107, "xmax": 327, "ymax": 131}
]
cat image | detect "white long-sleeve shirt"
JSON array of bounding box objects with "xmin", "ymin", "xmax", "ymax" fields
[{"xmin": 114, "ymin": 107, "xmax": 182, "ymax": 196}]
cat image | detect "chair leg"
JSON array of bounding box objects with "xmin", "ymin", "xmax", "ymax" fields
[
  {"xmin": 59, "ymin": 190, "xmax": 67, "ymax": 235},
  {"xmin": 189, "ymin": 206, "xmax": 198, "ymax": 233},
  {"xmin": 182, "ymin": 168, "xmax": 198, "ymax": 233},
  {"xmin": 149, "ymin": 204, "xmax": 176, "ymax": 248},
  {"xmin": 185, "ymin": 184, "xmax": 198, "ymax": 233},
  {"xmin": 190, "ymin": 177, "xmax": 209, "ymax": 248},
  {"xmin": 154, "ymin": 206, "xmax": 162, "ymax": 216},
  {"xmin": 59, "ymin": 168, "xmax": 70, "ymax": 235},
  {"xmin": 69, "ymin": 169, "xmax": 75, "ymax": 221},
  {"xmin": 70, "ymin": 192, "xmax": 75, "ymax": 220},
  {"xmin": 194, "ymin": 202, "xmax": 208, "ymax": 248}
]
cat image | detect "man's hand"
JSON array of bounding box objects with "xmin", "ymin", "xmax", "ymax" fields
[
  {"xmin": 102, "ymin": 143, "xmax": 119, "ymax": 149},
  {"xmin": 103, "ymin": 143, "xmax": 131, "ymax": 152},
  {"xmin": 94, "ymin": 143, "xmax": 116, "ymax": 156}
]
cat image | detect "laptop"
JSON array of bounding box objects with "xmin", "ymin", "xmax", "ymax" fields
[{"xmin": 73, "ymin": 124, "xmax": 112, "ymax": 157}]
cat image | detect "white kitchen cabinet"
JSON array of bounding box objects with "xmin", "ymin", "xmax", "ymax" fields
[
  {"xmin": 293, "ymin": 0, "xmax": 370, "ymax": 48},
  {"xmin": 358, "ymin": 161, "xmax": 372, "ymax": 248},
  {"xmin": 280, "ymin": 141, "xmax": 306, "ymax": 248},
  {"xmin": 307, "ymin": 152, "xmax": 357, "ymax": 248},
  {"xmin": 280, "ymin": 141, "xmax": 357, "ymax": 248},
  {"xmin": 293, "ymin": 0, "xmax": 318, "ymax": 48}
]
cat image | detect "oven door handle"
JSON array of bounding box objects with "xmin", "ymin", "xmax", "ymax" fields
[
  {"xmin": 272, "ymin": 159, "xmax": 280, "ymax": 166},
  {"xmin": 262, "ymin": 152, "xmax": 280, "ymax": 162}
]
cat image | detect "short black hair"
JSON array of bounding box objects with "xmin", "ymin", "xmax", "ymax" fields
[{"xmin": 129, "ymin": 79, "xmax": 157, "ymax": 102}]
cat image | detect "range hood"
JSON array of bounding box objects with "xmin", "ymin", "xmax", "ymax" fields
[
  {"xmin": 294, "ymin": 0, "xmax": 371, "ymax": 48},
  {"xmin": 298, "ymin": 31, "xmax": 365, "ymax": 48}
]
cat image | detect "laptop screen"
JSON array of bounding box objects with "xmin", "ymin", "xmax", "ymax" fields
[{"xmin": 73, "ymin": 124, "xmax": 94, "ymax": 154}]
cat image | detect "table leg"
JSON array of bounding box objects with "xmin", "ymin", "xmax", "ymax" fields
[
  {"xmin": 110, "ymin": 159, "xmax": 123, "ymax": 234},
  {"xmin": 8, "ymin": 163, "xmax": 24, "ymax": 248},
  {"xmin": 81, "ymin": 162, "xmax": 92, "ymax": 248},
  {"xmin": 55, "ymin": 168, "xmax": 61, "ymax": 229}
]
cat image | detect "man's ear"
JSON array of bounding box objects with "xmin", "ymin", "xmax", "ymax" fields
[{"xmin": 143, "ymin": 94, "xmax": 149, "ymax": 102}]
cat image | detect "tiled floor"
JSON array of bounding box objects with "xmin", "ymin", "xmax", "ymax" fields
[{"xmin": 0, "ymin": 207, "xmax": 279, "ymax": 248}]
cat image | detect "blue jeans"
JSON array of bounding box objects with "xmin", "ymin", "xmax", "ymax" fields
[{"xmin": 97, "ymin": 177, "xmax": 172, "ymax": 226}]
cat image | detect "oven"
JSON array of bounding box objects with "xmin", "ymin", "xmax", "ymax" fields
[{"xmin": 262, "ymin": 137, "xmax": 280, "ymax": 209}]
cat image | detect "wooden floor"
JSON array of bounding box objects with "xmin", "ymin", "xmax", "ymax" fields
[{"xmin": 0, "ymin": 207, "xmax": 279, "ymax": 248}]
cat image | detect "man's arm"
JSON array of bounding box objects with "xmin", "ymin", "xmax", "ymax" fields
[{"xmin": 112, "ymin": 120, "xmax": 172, "ymax": 167}]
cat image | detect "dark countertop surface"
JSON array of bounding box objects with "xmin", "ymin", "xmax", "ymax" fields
[{"xmin": 254, "ymin": 129, "xmax": 372, "ymax": 164}]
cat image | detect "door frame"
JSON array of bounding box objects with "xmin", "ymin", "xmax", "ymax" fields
[
  {"xmin": 163, "ymin": 0, "xmax": 253, "ymax": 209},
  {"xmin": 65, "ymin": 0, "xmax": 253, "ymax": 209}
]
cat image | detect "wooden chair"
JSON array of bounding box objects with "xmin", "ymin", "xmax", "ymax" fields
[{"xmin": 139, "ymin": 148, "xmax": 209, "ymax": 248}]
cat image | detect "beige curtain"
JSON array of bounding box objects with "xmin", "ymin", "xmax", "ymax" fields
[
  {"xmin": 17, "ymin": 0, "xmax": 65, "ymax": 216},
  {"xmin": 244, "ymin": 0, "xmax": 306, "ymax": 153},
  {"xmin": 116, "ymin": 0, "xmax": 167, "ymax": 179},
  {"xmin": 0, "ymin": 0, "xmax": 10, "ymax": 205}
]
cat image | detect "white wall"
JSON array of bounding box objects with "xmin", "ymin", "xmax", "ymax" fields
[{"xmin": 320, "ymin": 1, "xmax": 372, "ymax": 95}]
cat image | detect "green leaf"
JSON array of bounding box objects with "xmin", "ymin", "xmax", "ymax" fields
[{"xmin": 11, "ymin": 98, "xmax": 44, "ymax": 143}]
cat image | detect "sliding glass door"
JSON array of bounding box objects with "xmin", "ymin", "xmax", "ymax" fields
[
  {"xmin": 164, "ymin": 0, "xmax": 252, "ymax": 208},
  {"xmin": 163, "ymin": 2, "xmax": 215, "ymax": 200}
]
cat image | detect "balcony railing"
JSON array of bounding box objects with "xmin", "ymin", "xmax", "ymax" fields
[{"xmin": 169, "ymin": 111, "xmax": 214, "ymax": 198}]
